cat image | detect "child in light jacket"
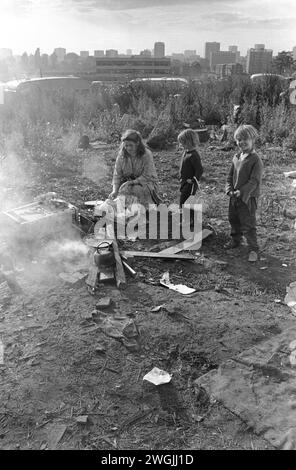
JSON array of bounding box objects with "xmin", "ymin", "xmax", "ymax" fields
[{"xmin": 225, "ymin": 124, "xmax": 263, "ymax": 262}]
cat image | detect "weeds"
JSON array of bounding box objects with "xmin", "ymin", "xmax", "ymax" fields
[{"xmin": 0, "ymin": 76, "xmax": 295, "ymax": 179}]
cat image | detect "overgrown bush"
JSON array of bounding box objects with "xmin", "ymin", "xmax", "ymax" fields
[{"xmin": 0, "ymin": 75, "xmax": 294, "ymax": 181}]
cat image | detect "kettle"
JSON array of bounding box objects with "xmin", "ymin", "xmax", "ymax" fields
[{"xmin": 93, "ymin": 241, "xmax": 115, "ymax": 269}]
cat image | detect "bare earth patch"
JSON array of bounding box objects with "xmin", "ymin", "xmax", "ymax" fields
[{"xmin": 0, "ymin": 142, "xmax": 296, "ymax": 449}]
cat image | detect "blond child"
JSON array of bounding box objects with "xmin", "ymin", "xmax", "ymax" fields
[{"xmin": 225, "ymin": 124, "xmax": 263, "ymax": 262}]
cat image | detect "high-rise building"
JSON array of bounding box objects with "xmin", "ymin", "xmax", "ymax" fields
[
  {"xmin": 246, "ymin": 45, "xmax": 273, "ymax": 74},
  {"xmin": 210, "ymin": 51, "xmax": 236, "ymax": 71},
  {"xmin": 154, "ymin": 42, "xmax": 165, "ymax": 58},
  {"xmin": 54, "ymin": 47, "xmax": 66, "ymax": 62},
  {"xmin": 94, "ymin": 50, "xmax": 104, "ymax": 57},
  {"xmin": 293, "ymin": 46, "xmax": 296, "ymax": 61},
  {"xmin": 80, "ymin": 51, "xmax": 89, "ymax": 58},
  {"xmin": 140, "ymin": 49, "xmax": 152, "ymax": 57},
  {"xmin": 228, "ymin": 45, "xmax": 238, "ymax": 53},
  {"xmin": 205, "ymin": 42, "xmax": 220, "ymax": 62},
  {"xmin": 254, "ymin": 44, "xmax": 265, "ymax": 51},
  {"xmin": 171, "ymin": 53, "xmax": 185, "ymax": 61},
  {"xmin": 0, "ymin": 48, "xmax": 13, "ymax": 60},
  {"xmin": 228, "ymin": 45, "xmax": 240, "ymax": 62},
  {"xmin": 126, "ymin": 49, "xmax": 132, "ymax": 56},
  {"xmin": 216, "ymin": 62, "xmax": 243, "ymax": 78},
  {"xmin": 106, "ymin": 49, "xmax": 118, "ymax": 57},
  {"xmin": 184, "ymin": 50, "xmax": 196, "ymax": 57}
]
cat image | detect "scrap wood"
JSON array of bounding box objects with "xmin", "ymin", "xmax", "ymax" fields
[
  {"xmin": 112, "ymin": 239, "xmax": 126, "ymax": 289},
  {"xmin": 159, "ymin": 229, "xmax": 212, "ymax": 254},
  {"xmin": 86, "ymin": 265, "xmax": 99, "ymax": 289},
  {"xmin": 121, "ymin": 251, "xmax": 196, "ymax": 260},
  {"xmin": 45, "ymin": 423, "xmax": 67, "ymax": 450}
]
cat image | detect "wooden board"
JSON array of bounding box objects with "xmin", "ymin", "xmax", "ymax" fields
[
  {"xmin": 112, "ymin": 239, "xmax": 127, "ymax": 289},
  {"xmin": 121, "ymin": 251, "xmax": 196, "ymax": 260},
  {"xmin": 85, "ymin": 265, "xmax": 99, "ymax": 288},
  {"xmin": 158, "ymin": 229, "xmax": 212, "ymax": 255}
]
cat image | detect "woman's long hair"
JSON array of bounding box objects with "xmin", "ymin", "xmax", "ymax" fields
[{"xmin": 118, "ymin": 129, "xmax": 146, "ymax": 158}]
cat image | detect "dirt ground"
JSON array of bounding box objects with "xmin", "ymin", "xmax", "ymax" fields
[{"xmin": 1, "ymin": 141, "xmax": 296, "ymax": 450}]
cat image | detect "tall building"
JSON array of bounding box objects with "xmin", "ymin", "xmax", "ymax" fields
[
  {"xmin": 94, "ymin": 50, "xmax": 104, "ymax": 57},
  {"xmin": 154, "ymin": 42, "xmax": 165, "ymax": 58},
  {"xmin": 140, "ymin": 49, "xmax": 152, "ymax": 57},
  {"xmin": 254, "ymin": 44, "xmax": 265, "ymax": 51},
  {"xmin": 246, "ymin": 45, "xmax": 273, "ymax": 74},
  {"xmin": 106, "ymin": 49, "xmax": 118, "ymax": 57},
  {"xmin": 229, "ymin": 45, "xmax": 240, "ymax": 62},
  {"xmin": 228, "ymin": 45, "xmax": 238, "ymax": 53},
  {"xmin": 80, "ymin": 51, "xmax": 89, "ymax": 58},
  {"xmin": 184, "ymin": 50, "xmax": 196, "ymax": 57},
  {"xmin": 126, "ymin": 49, "xmax": 132, "ymax": 56},
  {"xmin": 293, "ymin": 46, "xmax": 296, "ymax": 61},
  {"xmin": 0, "ymin": 48, "xmax": 13, "ymax": 60},
  {"xmin": 210, "ymin": 51, "xmax": 236, "ymax": 71},
  {"xmin": 216, "ymin": 62, "xmax": 244, "ymax": 78},
  {"xmin": 205, "ymin": 42, "xmax": 220, "ymax": 62},
  {"xmin": 171, "ymin": 53, "xmax": 185, "ymax": 61},
  {"xmin": 54, "ymin": 47, "xmax": 66, "ymax": 62}
]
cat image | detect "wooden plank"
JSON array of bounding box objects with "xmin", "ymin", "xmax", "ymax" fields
[
  {"xmin": 85, "ymin": 265, "xmax": 99, "ymax": 288},
  {"xmin": 121, "ymin": 251, "xmax": 196, "ymax": 260},
  {"xmin": 159, "ymin": 229, "xmax": 212, "ymax": 255},
  {"xmin": 112, "ymin": 239, "xmax": 127, "ymax": 289}
]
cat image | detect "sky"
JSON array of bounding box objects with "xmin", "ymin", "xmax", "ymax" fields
[{"xmin": 0, "ymin": 0, "xmax": 295, "ymax": 56}]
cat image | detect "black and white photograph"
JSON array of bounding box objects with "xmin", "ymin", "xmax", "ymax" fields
[{"xmin": 0, "ymin": 0, "xmax": 296, "ymax": 454}]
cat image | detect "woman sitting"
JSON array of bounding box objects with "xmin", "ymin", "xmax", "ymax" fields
[{"xmin": 108, "ymin": 129, "xmax": 161, "ymax": 208}]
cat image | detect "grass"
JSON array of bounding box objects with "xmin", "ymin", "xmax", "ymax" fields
[{"xmin": 0, "ymin": 76, "xmax": 295, "ymax": 181}]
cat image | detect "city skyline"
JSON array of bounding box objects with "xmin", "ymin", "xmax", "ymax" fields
[{"xmin": 0, "ymin": 0, "xmax": 295, "ymax": 56}]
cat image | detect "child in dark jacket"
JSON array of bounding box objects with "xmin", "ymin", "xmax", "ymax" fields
[
  {"xmin": 225, "ymin": 124, "xmax": 263, "ymax": 262},
  {"xmin": 178, "ymin": 129, "xmax": 203, "ymax": 206}
]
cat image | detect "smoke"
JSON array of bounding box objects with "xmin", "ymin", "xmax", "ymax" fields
[{"xmin": 41, "ymin": 238, "xmax": 89, "ymax": 264}]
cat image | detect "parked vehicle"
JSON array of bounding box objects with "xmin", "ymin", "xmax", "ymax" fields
[{"xmin": 2, "ymin": 76, "xmax": 91, "ymax": 104}]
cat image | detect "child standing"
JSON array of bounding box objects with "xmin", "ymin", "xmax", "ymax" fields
[
  {"xmin": 225, "ymin": 124, "xmax": 263, "ymax": 262},
  {"xmin": 178, "ymin": 129, "xmax": 203, "ymax": 206}
]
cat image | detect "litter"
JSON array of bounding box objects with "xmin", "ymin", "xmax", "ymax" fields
[
  {"xmin": 96, "ymin": 297, "xmax": 112, "ymax": 309},
  {"xmin": 260, "ymin": 267, "xmax": 268, "ymax": 270},
  {"xmin": 80, "ymin": 310, "xmax": 94, "ymax": 320},
  {"xmin": 76, "ymin": 415, "xmax": 88, "ymax": 424},
  {"xmin": 151, "ymin": 305, "xmax": 164, "ymax": 312},
  {"xmin": 143, "ymin": 367, "xmax": 172, "ymax": 386},
  {"xmin": 100, "ymin": 317, "xmax": 138, "ymax": 341},
  {"xmin": 289, "ymin": 339, "xmax": 296, "ymax": 351},
  {"xmin": 282, "ymin": 264, "xmax": 288, "ymax": 267},
  {"xmin": 284, "ymin": 281, "xmax": 296, "ymax": 315},
  {"xmin": 289, "ymin": 350, "xmax": 296, "ymax": 367},
  {"xmin": 95, "ymin": 344, "xmax": 106, "ymax": 354},
  {"xmin": 283, "ymin": 171, "xmax": 296, "ymax": 179},
  {"xmin": 160, "ymin": 271, "xmax": 196, "ymax": 295}
]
